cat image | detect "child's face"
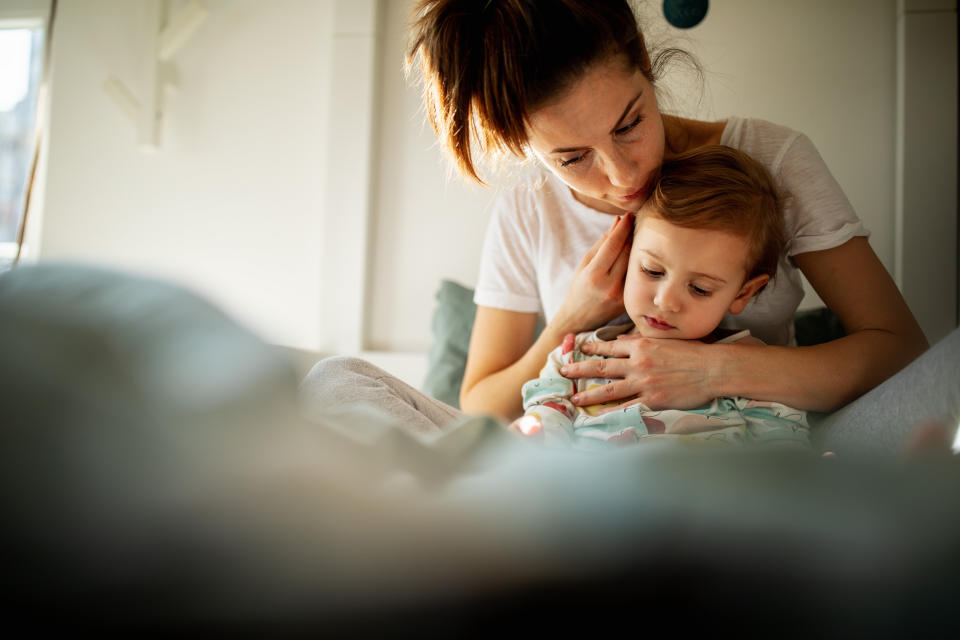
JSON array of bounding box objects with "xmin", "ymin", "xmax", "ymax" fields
[{"xmin": 624, "ymin": 212, "xmax": 770, "ymax": 340}]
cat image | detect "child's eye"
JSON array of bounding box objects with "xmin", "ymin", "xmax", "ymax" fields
[
  {"xmin": 690, "ymin": 285, "xmax": 712, "ymax": 297},
  {"xmin": 615, "ymin": 114, "xmax": 644, "ymax": 136}
]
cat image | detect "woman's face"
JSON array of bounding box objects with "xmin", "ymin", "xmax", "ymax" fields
[{"xmin": 525, "ymin": 57, "xmax": 665, "ymax": 215}]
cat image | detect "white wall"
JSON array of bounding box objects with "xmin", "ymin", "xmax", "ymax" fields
[
  {"xmin": 650, "ymin": 0, "xmax": 899, "ymax": 310},
  {"xmin": 30, "ymin": 0, "xmax": 952, "ymax": 366},
  {"xmin": 35, "ymin": 0, "xmax": 333, "ymax": 350},
  {"xmin": 364, "ymin": 0, "xmax": 502, "ymax": 353}
]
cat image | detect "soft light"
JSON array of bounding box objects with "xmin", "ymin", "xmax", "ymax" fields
[{"xmin": 0, "ymin": 30, "xmax": 32, "ymax": 112}]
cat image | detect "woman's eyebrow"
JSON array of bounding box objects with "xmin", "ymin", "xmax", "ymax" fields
[
  {"xmin": 609, "ymin": 90, "xmax": 644, "ymax": 133},
  {"xmin": 548, "ymin": 90, "xmax": 644, "ymax": 154}
]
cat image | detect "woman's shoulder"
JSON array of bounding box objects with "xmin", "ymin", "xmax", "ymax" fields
[
  {"xmin": 724, "ymin": 117, "xmax": 849, "ymax": 184},
  {"xmin": 721, "ymin": 116, "xmax": 806, "ymax": 167},
  {"xmin": 491, "ymin": 166, "xmax": 605, "ymax": 225},
  {"xmin": 491, "ymin": 167, "xmax": 555, "ymax": 213}
]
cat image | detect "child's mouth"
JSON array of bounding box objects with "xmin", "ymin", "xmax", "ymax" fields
[{"xmin": 644, "ymin": 316, "xmax": 675, "ymax": 331}]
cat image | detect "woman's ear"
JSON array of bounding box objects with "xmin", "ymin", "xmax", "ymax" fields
[{"xmin": 728, "ymin": 274, "xmax": 770, "ymax": 315}]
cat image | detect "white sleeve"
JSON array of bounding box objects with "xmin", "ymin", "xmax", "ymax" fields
[
  {"xmin": 777, "ymin": 133, "xmax": 870, "ymax": 257},
  {"xmin": 473, "ymin": 189, "xmax": 542, "ymax": 313}
]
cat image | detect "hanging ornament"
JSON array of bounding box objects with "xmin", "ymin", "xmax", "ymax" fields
[{"xmin": 663, "ymin": 0, "xmax": 709, "ymax": 29}]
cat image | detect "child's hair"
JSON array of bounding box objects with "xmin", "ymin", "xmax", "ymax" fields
[
  {"xmin": 642, "ymin": 145, "xmax": 785, "ymax": 287},
  {"xmin": 406, "ymin": 0, "xmax": 685, "ymax": 184}
]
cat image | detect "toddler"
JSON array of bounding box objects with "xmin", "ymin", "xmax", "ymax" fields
[{"xmin": 513, "ymin": 145, "xmax": 811, "ymax": 449}]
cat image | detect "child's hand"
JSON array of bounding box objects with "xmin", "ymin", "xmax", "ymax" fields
[{"xmin": 509, "ymin": 415, "xmax": 543, "ymax": 438}]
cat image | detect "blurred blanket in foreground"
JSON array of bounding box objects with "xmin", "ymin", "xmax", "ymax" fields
[{"xmin": 2, "ymin": 263, "xmax": 959, "ymax": 636}]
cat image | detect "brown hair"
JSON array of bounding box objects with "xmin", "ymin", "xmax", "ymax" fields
[
  {"xmin": 643, "ymin": 145, "xmax": 785, "ymax": 287},
  {"xmin": 406, "ymin": 0, "xmax": 660, "ymax": 183}
]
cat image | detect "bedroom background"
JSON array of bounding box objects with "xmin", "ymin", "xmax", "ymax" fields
[{"xmin": 4, "ymin": 0, "xmax": 957, "ymax": 388}]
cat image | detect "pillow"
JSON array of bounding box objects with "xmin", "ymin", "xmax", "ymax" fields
[
  {"xmin": 794, "ymin": 306, "xmax": 846, "ymax": 346},
  {"xmin": 422, "ymin": 280, "xmax": 477, "ymax": 408}
]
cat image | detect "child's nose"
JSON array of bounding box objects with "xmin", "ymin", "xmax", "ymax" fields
[{"xmin": 654, "ymin": 283, "xmax": 681, "ymax": 313}]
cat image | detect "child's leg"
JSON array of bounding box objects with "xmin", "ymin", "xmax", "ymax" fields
[
  {"xmin": 812, "ymin": 327, "xmax": 960, "ymax": 455},
  {"xmin": 299, "ymin": 356, "xmax": 465, "ymax": 435}
]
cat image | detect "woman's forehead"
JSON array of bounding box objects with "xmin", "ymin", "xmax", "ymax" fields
[{"xmin": 526, "ymin": 62, "xmax": 651, "ymax": 150}]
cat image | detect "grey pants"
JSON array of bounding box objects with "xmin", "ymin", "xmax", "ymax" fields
[
  {"xmin": 813, "ymin": 327, "xmax": 960, "ymax": 454},
  {"xmin": 300, "ymin": 328, "xmax": 960, "ymax": 455},
  {"xmin": 300, "ymin": 356, "xmax": 465, "ymax": 435}
]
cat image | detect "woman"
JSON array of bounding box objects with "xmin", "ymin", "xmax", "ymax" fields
[
  {"xmin": 304, "ymin": 0, "xmax": 952, "ymax": 455},
  {"xmin": 407, "ymin": 0, "xmax": 927, "ymax": 420}
]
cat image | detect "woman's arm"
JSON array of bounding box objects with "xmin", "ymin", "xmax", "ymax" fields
[
  {"xmin": 460, "ymin": 306, "xmax": 563, "ymax": 420},
  {"xmin": 733, "ymin": 236, "xmax": 928, "ymax": 409},
  {"xmin": 461, "ymin": 213, "xmax": 634, "ymax": 420},
  {"xmin": 565, "ymin": 237, "xmax": 928, "ymax": 412}
]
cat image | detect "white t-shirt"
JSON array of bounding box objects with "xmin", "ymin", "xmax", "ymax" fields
[{"xmin": 474, "ymin": 117, "xmax": 869, "ymax": 346}]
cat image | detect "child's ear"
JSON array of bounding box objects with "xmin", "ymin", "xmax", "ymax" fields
[{"xmin": 728, "ymin": 274, "xmax": 770, "ymax": 315}]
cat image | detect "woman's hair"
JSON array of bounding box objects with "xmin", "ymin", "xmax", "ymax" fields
[
  {"xmin": 643, "ymin": 145, "xmax": 786, "ymax": 286},
  {"xmin": 407, "ymin": 0, "xmax": 665, "ymax": 183}
]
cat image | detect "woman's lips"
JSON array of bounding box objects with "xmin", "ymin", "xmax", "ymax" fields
[{"xmin": 644, "ymin": 316, "xmax": 675, "ymax": 331}]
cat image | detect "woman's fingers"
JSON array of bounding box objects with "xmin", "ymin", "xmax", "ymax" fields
[
  {"xmin": 559, "ymin": 338, "xmax": 716, "ymax": 410},
  {"xmin": 558, "ymin": 213, "xmax": 633, "ymax": 332},
  {"xmin": 591, "ymin": 212, "xmax": 633, "ymax": 273},
  {"xmin": 577, "ymin": 213, "xmax": 621, "ymax": 269},
  {"xmin": 610, "ymin": 229, "xmax": 632, "ymax": 278},
  {"xmin": 571, "ymin": 379, "xmax": 638, "ymax": 407},
  {"xmin": 561, "ymin": 350, "xmax": 628, "ymax": 378},
  {"xmin": 574, "ymin": 338, "xmax": 630, "ymax": 359}
]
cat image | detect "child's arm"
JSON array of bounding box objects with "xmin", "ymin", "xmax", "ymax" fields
[{"xmin": 509, "ymin": 334, "xmax": 580, "ymax": 443}]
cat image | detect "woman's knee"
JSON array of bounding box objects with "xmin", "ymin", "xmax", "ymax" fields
[
  {"xmin": 303, "ymin": 356, "xmax": 403, "ymax": 393},
  {"xmin": 298, "ymin": 356, "xmax": 385, "ymax": 412},
  {"xmin": 302, "ymin": 356, "xmax": 377, "ymax": 385}
]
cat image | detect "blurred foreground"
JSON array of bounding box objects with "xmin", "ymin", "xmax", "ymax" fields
[{"xmin": 2, "ymin": 263, "xmax": 959, "ymax": 636}]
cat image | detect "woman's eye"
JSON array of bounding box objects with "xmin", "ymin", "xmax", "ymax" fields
[
  {"xmin": 615, "ymin": 114, "xmax": 644, "ymax": 135},
  {"xmin": 560, "ymin": 153, "xmax": 586, "ymax": 168}
]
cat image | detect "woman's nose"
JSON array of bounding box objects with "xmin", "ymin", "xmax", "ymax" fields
[{"xmin": 605, "ymin": 149, "xmax": 640, "ymax": 190}]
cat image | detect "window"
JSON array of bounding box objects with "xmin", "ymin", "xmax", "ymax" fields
[{"xmin": 0, "ymin": 25, "xmax": 45, "ymax": 270}]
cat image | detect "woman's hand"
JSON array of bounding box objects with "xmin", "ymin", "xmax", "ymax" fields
[
  {"xmin": 553, "ymin": 212, "xmax": 633, "ymax": 334},
  {"xmin": 560, "ymin": 335, "xmax": 726, "ymax": 410}
]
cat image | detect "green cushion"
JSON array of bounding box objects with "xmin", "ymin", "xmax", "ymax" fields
[{"xmin": 421, "ymin": 280, "xmax": 477, "ymax": 408}]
